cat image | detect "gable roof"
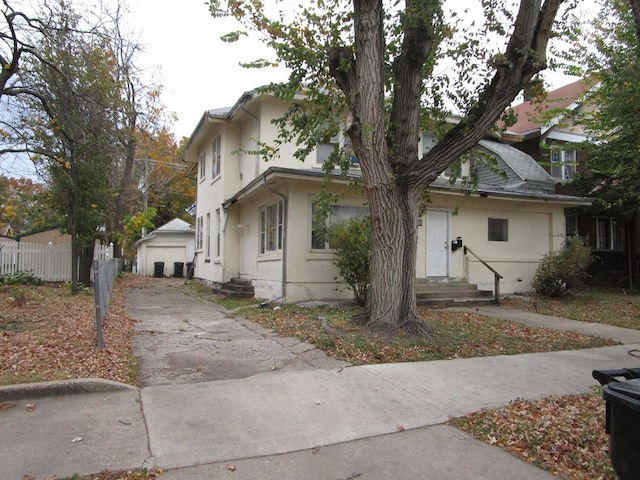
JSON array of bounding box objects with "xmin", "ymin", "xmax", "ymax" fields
[
  {"xmin": 0, "ymin": 223, "xmax": 12, "ymax": 236},
  {"xmin": 154, "ymin": 218, "xmax": 194, "ymax": 232},
  {"xmin": 502, "ymin": 78, "xmax": 594, "ymax": 139}
]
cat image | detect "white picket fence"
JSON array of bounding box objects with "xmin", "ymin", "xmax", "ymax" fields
[{"xmin": 0, "ymin": 241, "xmax": 114, "ymax": 282}]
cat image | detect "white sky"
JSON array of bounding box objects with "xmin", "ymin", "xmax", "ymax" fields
[
  {"xmin": 128, "ymin": 0, "xmax": 583, "ymax": 141},
  {"xmin": 128, "ymin": 0, "xmax": 288, "ymax": 140}
]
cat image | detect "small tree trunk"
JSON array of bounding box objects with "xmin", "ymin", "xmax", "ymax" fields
[
  {"xmin": 70, "ymin": 235, "xmax": 80, "ymax": 295},
  {"xmin": 78, "ymin": 243, "xmax": 94, "ymax": 287}
]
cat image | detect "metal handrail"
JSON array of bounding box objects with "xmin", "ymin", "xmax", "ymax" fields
[{"xmin": 463, "ymin": 246, "xmax": 504, "ymax": 305}]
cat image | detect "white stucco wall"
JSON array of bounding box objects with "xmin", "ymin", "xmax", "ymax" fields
[
  {"xmin": 186, "ymin": 93, "xmax": 575, "ymax": 302},
  {"xmin": 219, "ymin": 177, "xmax": 569, "ymax": 303}
]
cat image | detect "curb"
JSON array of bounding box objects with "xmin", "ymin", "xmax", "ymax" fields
[{"xmin": 0, "ymin": 378, "xmax": 138, "ymax": 402}]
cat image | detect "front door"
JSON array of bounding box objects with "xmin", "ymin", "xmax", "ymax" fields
[{"xmin": 426, "ymin": 209, "xmax": 449, "ymax": 277}]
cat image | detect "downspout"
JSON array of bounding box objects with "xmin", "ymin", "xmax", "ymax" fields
[
  {"xmin": 240, "ymin": 105, "xmax": 261, "ymax": 281},
  {"xmin": 262, "ymin": 177, "xmax": 288, "ymax": 302}
]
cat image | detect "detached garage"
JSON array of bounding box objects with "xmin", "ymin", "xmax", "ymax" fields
[{"xmin": 136, "ymin": 218, "xmax": 195, "ymax": 277}]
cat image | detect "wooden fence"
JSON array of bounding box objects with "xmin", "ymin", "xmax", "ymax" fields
[{"xmin": 0, "ymin": 241, "xmax": 113, "ymax": 282}]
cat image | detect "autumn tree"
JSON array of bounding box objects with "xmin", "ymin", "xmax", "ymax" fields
[
  {"xmin": 134, "ymin": 129, "xmax": 195, "ymax": 228},
  {"xmin": 2, "ymin": 0, "xmax": 168, "ymax": 291},
  {"xmin": 12, "ymin": 2, "xmax": 122, "ymax": 292},
  {"xmin": 0, "ymin": 175, "xmax": 55, "ymax": 234},
  {"xmin": 210, "ymin": 0, "xmax": 572, "ymax": 335}
]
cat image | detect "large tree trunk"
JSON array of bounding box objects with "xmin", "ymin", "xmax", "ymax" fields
[
  {"xmin": 330, "ymin": 0, "xmax": 563, "ymax": 334},
  {"xmin": 366, "ymin": 185, "xmax": 425, "ymax": 333}
]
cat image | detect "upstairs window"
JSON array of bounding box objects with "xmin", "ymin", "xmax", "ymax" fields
[
  {"xmin": 550, "ymin": 148, "xmax": 577, "ymax": 181},
  {"xmin": 317, "ymin": 135, "xmax": 358, "ymax": 168},
  {"xmin": 422, "ymin": 133, "xmax": 437, "ymax": 154},
  {"xmin": 316, "ymin": 135, "xmax": 338, "ymax": 164},
  {"xmin": 199, "ymin": 152, "xmax": 206, "ymax": 180},
  {"xmin": 212, "ymin": 136, "xmax": 221, "ymax": 178}
]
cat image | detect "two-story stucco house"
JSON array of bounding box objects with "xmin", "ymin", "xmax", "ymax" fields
[{"xmin": 182, "ymin": 88, "xmax": 591, "ymax": 303}]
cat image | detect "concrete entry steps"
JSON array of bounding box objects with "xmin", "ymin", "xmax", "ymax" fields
[
  {"xmin": 216, "ymin": 277, "xmax": 255, "ymax": 299},
  {"xmin": 416, "ymin": 279, "xmax": 494, "ymax": 306}
]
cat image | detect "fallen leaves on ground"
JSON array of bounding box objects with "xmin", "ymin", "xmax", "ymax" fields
[
  {"xmin": 30, "ymin": 469, "xmax": 163, "ymax": 480},
  {"xmin": 450, "ymin": 391, "xmax": 615, "ymax": 480},
  {"xmin": 504, "ymin": 291, "xmax": 640, "ymax": 330},
  {"xmin": 0, "ymin": 274, "xmax": 155, "ymax": 386},
  {"xmin": 233, "ymin": 304, "xmax": 616, "ymax": 365}
]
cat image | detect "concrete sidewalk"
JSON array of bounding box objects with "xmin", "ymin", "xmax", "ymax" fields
[{"xmin": 1, "ymin": 281, "xmax": 639, "ymax": 480}]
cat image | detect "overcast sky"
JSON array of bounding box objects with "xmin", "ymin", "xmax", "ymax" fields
[{"xmin": 128, "ymin": 0, "xmax": 288, "ymax": 140}]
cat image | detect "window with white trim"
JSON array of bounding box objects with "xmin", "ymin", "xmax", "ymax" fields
[
  {"xmin": 215, "ymin": 209, "xmax": 221, "ymax": 257},
  {"xmin": 311, "ymin": 203, "xmax": 369, "ymax": 250},
  {"xmin": 316, "ymin": 135, "xmax": 359, "ymax": 167},
  {"xmin": 199, "ymin": 152, "xmax": 206, "ymax": 180},
  {"xmin": 550, "ymin": 148, "xmax": 577, "ymax": 181},
  {"xmin": 212, "ymin": 136, "xmax": 221, "ymax": 178},
  {"xmin": 422, "ymin": 133, "xmax": 437, "ymax": 154},
  {"xmin": 565, "ymin": 215, "xmax": 578, "ymax": 237},
  {"xmin": 205, "ymin": 213, "xmax": 211, "ymax": 258},
  {"xmin": 196, "ymin": 216, "xmax": 203, "ymax": 250},
  {"xmin": 488, "ymin": 218, "xmax": 508, "ymax": 242},
  {"xmin": 260, "ymin": 200, "xmax": 284, "ymax": 254},
  {"xmin": 594, "ymin": 217, "xmax": 621, "ymax": 251}
]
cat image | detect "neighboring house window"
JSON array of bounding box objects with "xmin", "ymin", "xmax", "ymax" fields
[
  {"xmin": 196, "ymin": 216, "xmax": 204, "ymax": 250},
  {"xmin": 260, "ymin": 200, "xmax": 284, "ymax": 254},
  {"xmin": 488, "ymin": 218, "xmax": 508, "ymax": 242},
  {"xmin": 550, "ymin": 147, "xmax": 576, "ymax": 181},
  {"xmin": 311, "ymin": 203, "xmax": 369, "ymax": 250},
  {"xmin": 199, "ymin": 152, "xmax": 206, "ymax": 180},
  {"xmin": 594, "ymin": 217, "xmax": 621, "ymax": 251},
  {"xmin": 212, "ymin": 136, "xmax": 221, "ymax": 178},
  {"xmin": 205, "ymin": 213, "xmax": 211, "ymax": 258},
  {"xmin": 565, "ymin": 215, "xmax": 578, "ymax": 237},
  {"xmin": 215, "ymin": 209, "xmax": 221, "ymax": 257}
]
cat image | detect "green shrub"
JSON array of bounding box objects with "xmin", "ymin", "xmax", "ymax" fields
[
  {"xmin": 532, "ymin": 236, "xmax": 593, "ymax": 297},
  {"xmin": 327, "ymin": 215, "xmax": 371, "ymax": 306},
  {"xmin": 0, "ymin": 270, "xmax": 45, "ymax": 286}
]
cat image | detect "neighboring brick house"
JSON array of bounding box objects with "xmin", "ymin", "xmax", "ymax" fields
[{"xmin": 501, "ymin": 78, "xmax": 638, "ymax": 287}]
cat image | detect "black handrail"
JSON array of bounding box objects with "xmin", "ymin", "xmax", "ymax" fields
[{"xmin": 463, "ymin": 246, "xmax": 504, "ymax": 305}]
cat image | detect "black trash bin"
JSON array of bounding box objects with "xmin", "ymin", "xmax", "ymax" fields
[
  {"xmin": 186, "ymin": 262, "xmax": 194, "ymax": 280},
  {"xmin": 593, "ymin": 368, "xmax": 640, "ymax": 480},
  {"xmin": 173, "ymin": 262, "xmax": 184, "ymax": 278},
  {"xmin": 153, "ymin": 262, "xmax": 164, "ymax": 278}
]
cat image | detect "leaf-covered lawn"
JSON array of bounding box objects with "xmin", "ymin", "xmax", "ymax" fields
[
  {"xmin": 0, "ymin": 275, "xmax": 153, "ymax": 386},
  {"xmin": 218, "ymin": 303, "xmax": 616, "ymax": 364},
  {"xmin": 22, "ymin": 470, "xmax": 162, "ymax": 480},
  {"xmin": 504, "ymin": 290, "xmax": 640, "ymax": 330},
  {"xmin": 451, "ymin": 390, "xmax": 615, "ymax": 480}
]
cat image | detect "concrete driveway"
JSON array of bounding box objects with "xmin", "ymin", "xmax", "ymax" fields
[{"xmin": 130, "ymin": 279, "xmax": 346, "ymax": 386}]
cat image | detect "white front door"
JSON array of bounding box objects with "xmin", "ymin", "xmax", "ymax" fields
[{"xmin": 426, "ymin": 209, "xmax": 449, "ymax": 277}]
